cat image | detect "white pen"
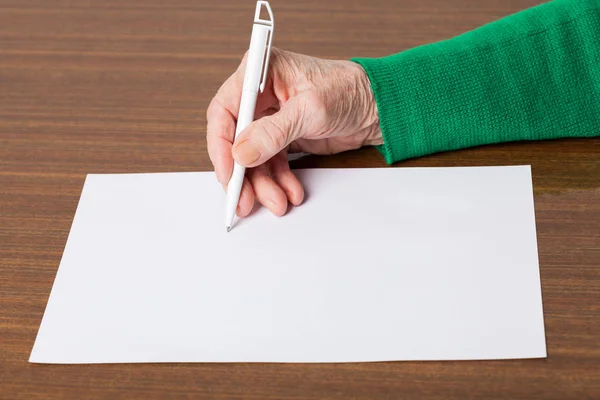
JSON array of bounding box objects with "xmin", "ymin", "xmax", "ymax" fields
[{"xmin": 225, "ymin": 1, "xmax": 274, "ymax": 232}]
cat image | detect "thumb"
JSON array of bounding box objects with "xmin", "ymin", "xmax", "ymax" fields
[{"xmin": 232, "ymin": 99, "xmax": 304, "ymax": 167}]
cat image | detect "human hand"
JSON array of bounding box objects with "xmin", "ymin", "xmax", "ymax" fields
[{"xmin": 206, "ymin": 48, "xmax": 382, "ymax": 217}]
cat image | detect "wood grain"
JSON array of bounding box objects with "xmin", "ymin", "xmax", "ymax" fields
[{"xmin": 1, "ymin": 0, "xmax": 599, "ymax": 399}]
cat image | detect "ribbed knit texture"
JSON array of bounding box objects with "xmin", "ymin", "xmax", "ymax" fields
[{"xmin": 352, "ymin": 0, "xmax": 600, "ymax": 164}]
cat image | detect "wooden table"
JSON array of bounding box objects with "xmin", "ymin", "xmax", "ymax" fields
[{"xmin": 1, "ymin": 0, "xmax": 599, "ymax": 398}]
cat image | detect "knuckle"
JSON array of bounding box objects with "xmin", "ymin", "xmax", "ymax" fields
[
  {"xmin": 262, "ymin": 118, "xmax": 288, "ymax": 151},
  {"xmin": 238, "ymin": 51, "xmax": 250, "ymax": 73},
  {"xmin": 206, "ymin": 97, "xmax": 218, "ymax": 121}
]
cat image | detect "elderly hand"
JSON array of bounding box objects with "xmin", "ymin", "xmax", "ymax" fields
[{"xmin": 206, "ymin": 48, "xmax": 382, "ymax": 217}]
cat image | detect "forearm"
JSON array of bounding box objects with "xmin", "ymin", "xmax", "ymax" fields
[{"xmin": 353, "ymin": 0, "xmax": 600, "ymax": 164}]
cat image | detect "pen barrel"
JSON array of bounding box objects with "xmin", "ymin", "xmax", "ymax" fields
[
  {"xmin": 224, "ymin": 161, "xmax": 245, "ymax": 227},
  {"xmin": 226, "ymin": 86, "xmax": 257, "ymax": 226},
  {"xmin": 242, "ymin": 23, "xmax": 271, "ymax": 93},
  {"xmin": 234, "ymin": 90, "xmax": 258, "ymax": 139}
]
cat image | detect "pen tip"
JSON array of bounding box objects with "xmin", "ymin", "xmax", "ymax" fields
[{"xmin": 226, "ymin": 226, "xmax": 231, "ymax": 233}]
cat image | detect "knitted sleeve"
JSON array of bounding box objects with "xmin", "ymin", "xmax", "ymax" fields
[{"xmin": 352, "ymin": 0, "xmax": 600, "ymax": 164}]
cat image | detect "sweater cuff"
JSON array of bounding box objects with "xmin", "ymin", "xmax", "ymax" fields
[{"xmin": 352, "ymin": 56, "xmax": 409, "ymax": 164}]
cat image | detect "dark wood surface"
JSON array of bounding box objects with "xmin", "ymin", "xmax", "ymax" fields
[{"xmin": 1, "ymin": 0, "xmax": 599, "ymax": 399}]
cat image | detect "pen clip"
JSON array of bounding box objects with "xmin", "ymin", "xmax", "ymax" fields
[
  {"xmin": 254, "ymin": 1, "xmax": 274, "ymax": 93},
  {"xmin": 254, "ymin": 1, "xmax": 273, "ymax": 26}
]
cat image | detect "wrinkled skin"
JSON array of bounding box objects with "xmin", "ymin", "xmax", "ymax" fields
[{"xmin": 206, "ymin": 48, "xmax": 382, "ymax": 217}]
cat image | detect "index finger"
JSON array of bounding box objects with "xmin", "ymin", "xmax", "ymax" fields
[
  {"xmin": 206, "ymin": 51, "xmax": 279, "ymax": 184},
  {"xmin": 206, "ymin": 66, "xmax": 245, "ymax": 185}
]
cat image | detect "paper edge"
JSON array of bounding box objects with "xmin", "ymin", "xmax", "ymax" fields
[{"xmin": 29, "ymin": 174, "xmax": 93, "ymax": 363}]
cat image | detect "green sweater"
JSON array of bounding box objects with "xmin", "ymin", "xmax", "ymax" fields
[{"xmin": 352, "ymin": 0, "xmax": 600, "ymax": 164}]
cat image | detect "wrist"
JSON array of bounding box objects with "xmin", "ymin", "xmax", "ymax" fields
[{"xmin": 350, "ymin": 62, "xmax": 383, "ymax": 146}]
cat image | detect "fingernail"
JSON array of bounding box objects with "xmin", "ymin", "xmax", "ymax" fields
[{"xmin": 233, "ymin": 140, "xmax": 261, "ymax": 166}]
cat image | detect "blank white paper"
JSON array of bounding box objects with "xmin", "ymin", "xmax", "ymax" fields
[{"xmin": 30, "ymin": 166, "xmax": 546, "ymax": 364}]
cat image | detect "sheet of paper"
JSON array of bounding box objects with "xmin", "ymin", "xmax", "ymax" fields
[{"xmin": 30, "ymin": 166, "xmax": 546, "ymax": 364}]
